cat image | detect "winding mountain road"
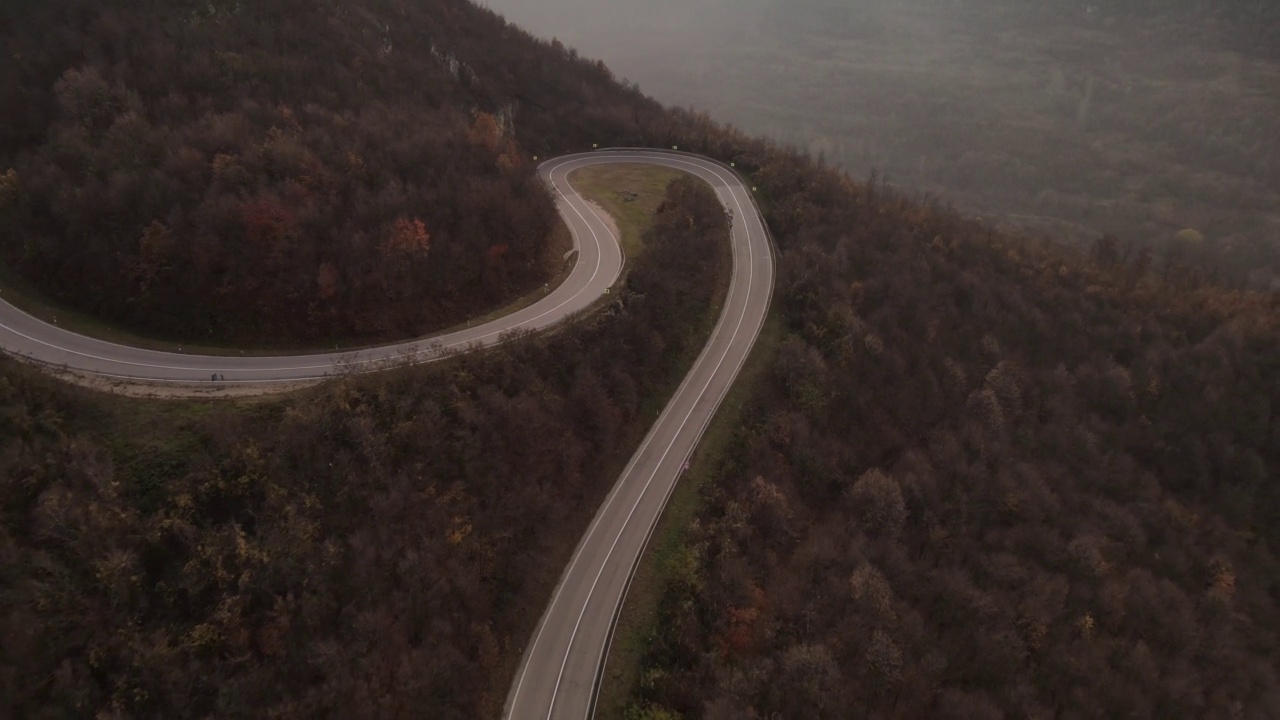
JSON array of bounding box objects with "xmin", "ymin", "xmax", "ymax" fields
[
  {"xmin": 0, "ymin": 150, "xmax": 775, "ymax": 719},
  {"xmin": 505, "ymin": 152, "xmax": 774, "ymax": 719},
  {"xmin": 0, "ymin": 154, "xmax": 632, "ymax": 384}
]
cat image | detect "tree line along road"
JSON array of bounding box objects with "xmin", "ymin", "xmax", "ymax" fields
[{"xmin": 0, "ymin": 150, "xmax": 776, "ymax": 719}]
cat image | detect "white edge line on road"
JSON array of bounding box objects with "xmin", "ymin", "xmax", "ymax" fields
[
  {"xmin": 505, "ymin": 155, "xmax": 692, "ymax": 714},
  {"xmin": 0, "ymin": 163, "xmax": 614, "ymax": 380},
  {"xmin": 586, "ymin": 190, "xmax": 774, "ymax": 720},
  {"xmin": 508, "ymin": 153, "xmax": 720, "ymax": 714},
  {"xmin": 508, "ymin": 154, "xmax": 742, "ymax": 716},
  {"xmin": 0, "ymin": 149, "xmax": 772, "ymax": 718},
  {"xmin": 504, "ymin": 152, "xmax": 771, "ymax": 720},
  {"xmin": 546, "ymin": 162, "xmax": 756, "ymax": 720}
]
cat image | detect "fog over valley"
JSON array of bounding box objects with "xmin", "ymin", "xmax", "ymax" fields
[{"xmin": 483, "ymin": 0, "xmax": 1280, "ymax": 289}]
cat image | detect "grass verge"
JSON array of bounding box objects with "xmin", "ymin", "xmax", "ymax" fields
[
  {"xmin": 485, "ymin": 167, "xmax": 731, "ymax": 713},
  {"xmin": 568, "ymin": 164, "xmax": 686, "ymax": 262},
  {"xmin": 594, "ymin": 311, "xmax": 784, "ymax": 720},
  {"xmin": 0, "ymin": 262, "xmax": 201, "ymax": 352}
]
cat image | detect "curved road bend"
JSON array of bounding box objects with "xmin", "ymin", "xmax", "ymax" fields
[
  {"xmin": 0, "ymin": 156, "xmax": 626, "ymax": 384},
  {"xmin": 506, "ymin": 152, "xmax": 774, "ymax": 719}
]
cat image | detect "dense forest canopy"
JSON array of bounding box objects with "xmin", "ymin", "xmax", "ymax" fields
[
  {"xmin": 0, "ymin": 0, "xmax": 670, "ymax": 345},
  {"xmin": 628, "ymin": 159, "xmax": 1280, "ymax": 717},
  {"xmin": 0, "ymin": 173, "xmax": 731, "ymax": 717},
  {"xmin": 1, "ymin": 0, "xmax": 1277, "ymax": 718}
]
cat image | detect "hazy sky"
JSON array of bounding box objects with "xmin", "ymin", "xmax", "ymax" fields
[{"xmin": 476, "ymin": 0, "xmax": 956, "ymax": 128}]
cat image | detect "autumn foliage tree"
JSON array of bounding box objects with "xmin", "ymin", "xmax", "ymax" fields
[
  {"xmin": 3, "ymin": 1, "xmax": 1276, "ymax": 718},
  {"xmin": 241, "ymin": 195, "xmax": 299, "ymax": 262},
  {"xmin": 385, "ymin": 217, "xmax": 431, "ymax": 257},
  {"xmin": 0, "ymin": 174, "xmax": 729, "ymax": 718},
  {"xmin": 0, "ymin": 0, "xmax": 657, "ymax": 345},
  {"xmin": 628, "ymin": 129, "xmax": 1280, "ymax": 719}
]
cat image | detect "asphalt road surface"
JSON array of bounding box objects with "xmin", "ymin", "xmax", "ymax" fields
[
  {"xmin": 506, "ymin": 151, "xmax": 774, "ymax": 719},
  {"xmin": 0, "ymin": 154, "xmax": 631, "ymax": 384},
  {"xmin": 0, "ymin": 149, "xmax": 775, "ymax": 718}
]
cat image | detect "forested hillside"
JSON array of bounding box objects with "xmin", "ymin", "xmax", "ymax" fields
[
  {"xmin": 0, "ymin": 175, "xmax": 729, "ymax": 717},
  {"xmin": 624, "ymin": 134, "xmax": 1280, "ymax": 717},
  {"xmin": 1, "ymin": 0, "xmax": 1277, "ymax": 718},
  {"xmin": 0, "ymin": 0, "xmax": 669, "ymax": 344}
]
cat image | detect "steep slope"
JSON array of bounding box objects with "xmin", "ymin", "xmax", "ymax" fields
[
  {"xmin": 0, "ymin": 0, "xmax": 665, "ymax": 345},
  {"xmin": 623, "ymin": 150, "xmax": 1280, "ymax": 718},
  {"xmin": 0, "ymin": 173, "xmax": 731, "ymax": 718},
  {"xmin": 2, "ymin": 1, "xmax": 1278, "ymax": 718}
]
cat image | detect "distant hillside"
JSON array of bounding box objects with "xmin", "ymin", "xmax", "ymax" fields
[
  {"xmin": 623, "ymin": 129, "xmax": 1280, "ymax": 720},
  {"xmin": 488, "ymin": 0, "xmax": 1280, "ymax": 292},
  {"xmin": 0, "ymin": 0, "xmax": 667, "ymax": 345},
  {"xmin": 0, "ymin": 173, "xmax": 733, "ymax": 718}
]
